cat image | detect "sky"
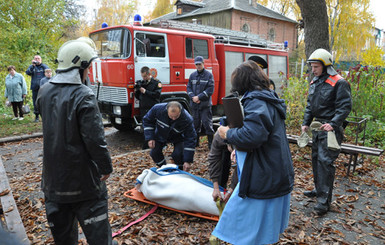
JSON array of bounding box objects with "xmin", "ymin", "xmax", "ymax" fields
[
  {"xmin": 369, "ymin": 0, "xmax": 385, "ymax": 30},
  {"xmin": 81, "ymin": 0, "xmax": 385, "ymax": 30}
]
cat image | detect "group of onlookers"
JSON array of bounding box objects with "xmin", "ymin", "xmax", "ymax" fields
[{"xmin": 4, "ymin": 55, "xmax": 52, "ymax": 121}]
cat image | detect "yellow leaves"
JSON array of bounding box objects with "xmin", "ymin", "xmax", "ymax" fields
[
  {"xmin": 361, "ymin": 46, "xmax": 385, "ymax": 67},
  {"xmin": 327, "ymin": 0, "xmax": 375, "ymax": 62},
  {"xmin": 93, "ymin": 0, "xmax": 138, "ymax": 29},
  {"xmin": 150, "ymin": 0, "xmax": 174, "ymax": 20}
]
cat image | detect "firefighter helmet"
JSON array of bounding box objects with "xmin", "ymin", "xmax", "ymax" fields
[
  {"xmin": 308, "ymin": 48, "xmax": 333, "ymax": 66},
  {"xmin": 56, "ymin": 39, "xmax": 98, "ymax": 72}
]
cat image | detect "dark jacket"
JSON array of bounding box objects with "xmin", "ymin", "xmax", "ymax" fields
[
  {"xmin": 208, "ymin": 132, "xmax": 238, "ymax": 190},
  {"xmin": 226, "ymin": 90, "xmax": 294, "ymax": 199},
  {"xmin": 143, "ymin": 103, "xmax": 197, "ymax": 163},
  {"xmin": 187, "ymin": 69, "xmax": 214, "ymax": 109},
  {"xmin": 36, "ymin": 69, "xmax": 113, "ymax": 203},
  {"xmin": 134, "ymin": 77, "xmax": 162, "ymax": 112},
  {"xmin": 26, "ymin": 63, "xmax": 49, "ymax": 91},
  {"xmin": 303, "ymin": 73, "xmax": 352, "ymax": 130}
]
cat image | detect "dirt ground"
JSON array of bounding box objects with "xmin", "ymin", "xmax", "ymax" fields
[{"xmin": 0, "ymin": 128, "xmax": 384, "ymax": 244}]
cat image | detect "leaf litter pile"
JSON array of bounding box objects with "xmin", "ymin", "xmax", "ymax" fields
[{"xmin": 0, "ymin": 136, "xmax": 384, "ymax": 244}]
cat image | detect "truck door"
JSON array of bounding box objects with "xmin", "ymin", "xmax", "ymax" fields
[{"xmin": 134, "ymin": 31, "xmax": 170, "ymax": 87}]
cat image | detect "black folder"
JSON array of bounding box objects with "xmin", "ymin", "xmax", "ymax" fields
[
  {"xmin": 222, "ymin": 96, "xmax": 244, "ymax": 128},
  {"xmin": 222, "ymin": 96, "xmax": 250, "ymax": 152}
]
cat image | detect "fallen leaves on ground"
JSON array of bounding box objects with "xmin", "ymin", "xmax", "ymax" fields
[{"xmin": 1, "ymin": 136, "xmax": 384, "ymax": 244}]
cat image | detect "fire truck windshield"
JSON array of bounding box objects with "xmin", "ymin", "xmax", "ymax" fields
[{"xmin": 89, "ymin": 28, "xmax": 130, "ymax": 58}]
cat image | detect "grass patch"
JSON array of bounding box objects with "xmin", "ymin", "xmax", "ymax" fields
[{"xmin": 0, "ymin": 107, "xmax": 42, "ymax": 138}]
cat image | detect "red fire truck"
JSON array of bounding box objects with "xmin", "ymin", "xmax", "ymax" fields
[{"xmin": 88, "ymin": 20, "xmax": 289, "ymax": 131}]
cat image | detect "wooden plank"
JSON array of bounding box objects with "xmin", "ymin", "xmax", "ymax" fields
[{"xmin": 0, "ymin": 157, "xmax": 30, "ymax": 244}]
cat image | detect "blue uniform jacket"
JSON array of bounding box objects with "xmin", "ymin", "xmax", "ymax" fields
[
  {"xmin": 26, "ymin": 63, "xmax": 49, "ymax": 91},
  {"xmin": 187, "ymin": 69, "xmax": 214, "ymax": 109},
  {"xmin": 143, "ymin": 103, "xmax": 197, "ymax": 163},
  {"xmin": 226, "ymin": 90, "xmax": 294, "ymax": 199}
]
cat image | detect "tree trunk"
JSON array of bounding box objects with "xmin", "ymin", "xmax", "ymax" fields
[{"xmin": 296, "ymin": 0, "xmax": 329, "ymax": 59}]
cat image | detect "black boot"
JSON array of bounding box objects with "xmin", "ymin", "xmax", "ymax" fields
[
  {"xmin": 303, "ymin": 189, "xmax": 317, "ymax": 197},
  {"xmin": 34, "ymin": 114, "xmax": 39, "ymax": 122},
  {"xmin": 207, "ymin": 134, "xmax": 213, "ymax": 150},
  {"xmin": 196, "ymin": 135, "xmax": 200, "ymax": 147},
  {"xmin": 314, "ymin": 203, "xmax": 329, "ymax": 215}
]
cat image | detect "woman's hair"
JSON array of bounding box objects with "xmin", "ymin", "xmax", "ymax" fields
[
  {"xmin": 7, "ymin": 65, "xmax": 16, "ymax": 72},
  {"xmin": 230, "ymin": 60, "xmax": 270, "ymax": 95}
]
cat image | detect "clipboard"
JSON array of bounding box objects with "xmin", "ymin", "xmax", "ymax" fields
[
  {"xmin": 222, "ymin": 95, "xmax": 250, "ymax": 152},
  {"xmin": 222, "ymin": 96, "xmax": 244, "ymax": 128}
]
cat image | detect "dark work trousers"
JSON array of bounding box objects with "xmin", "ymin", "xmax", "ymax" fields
[
  {"xmin": 150, "ymin": 141, "xmax": 184, "ymax": 169},
  {"xmin": 140, "ymin": 108, "xmax": 151, "ymax": 149},
  {"xmin": 191, "ymin": 105, "xmax": 215, "ymax": 136},
  {"xmin": 45, "ymin": 196, "xmax": 112, "ymax": 245},
  {"xmin": 218, "ymin": 150, "xmax": 232, "ymax": 188},
  {"xmin": 11, "ymin": 101, "xmax": 23, "ymax": 118},
  {"xmin": 32, "ymin": 89, "xmax": 39, "ymax": 116},
  {"xmin": 311, "ymin": 129, "xmax": 342, "ymax": 209}
]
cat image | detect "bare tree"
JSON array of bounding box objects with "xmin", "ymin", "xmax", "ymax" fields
[{"xmin": 296, "ymin": 0, "xmax": 329, "ymax": 59}]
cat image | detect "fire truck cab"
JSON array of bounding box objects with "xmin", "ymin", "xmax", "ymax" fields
[
  {"xmin": 89, "ymin": 21, "xmax": 288, "ymax": 131},
  {"xmin": 89, "ymin": 25, "xmax": 219, "ymax": 130}
]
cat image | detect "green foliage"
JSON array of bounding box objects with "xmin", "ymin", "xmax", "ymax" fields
[
  {"xmin": 0, "ymin": 0, "xmax": 82, "ymax": 72},
  {"xmin": 282, "ymin": 67, "xmax": 385, "ymax": 147},
  {"xmin": 280, "ymin": 76, "xmax": 308, "ymax": 135}
]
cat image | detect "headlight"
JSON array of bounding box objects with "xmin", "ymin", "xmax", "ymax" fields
[
  {"xmin": 115, "ymin": 117, "xmax": 122, "ymax": 124},
  {"xmin": 113, "ymin": 106, "xmax": 121, "ymax": 115}
]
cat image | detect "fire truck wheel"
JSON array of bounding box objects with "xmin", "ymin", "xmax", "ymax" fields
[{"xmin": 111, "ymin": 117, "xmax": 133, "ymax": 131}]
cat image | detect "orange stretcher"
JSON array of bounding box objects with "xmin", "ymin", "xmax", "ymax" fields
[{"xmin": 124, "ymin": 188, "xmax": 219, "ymax": 222}]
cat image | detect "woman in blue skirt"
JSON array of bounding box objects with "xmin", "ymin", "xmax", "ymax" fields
[{"xmin": 212, "ymin": 61, "xmax": 294, "ymax": 245}]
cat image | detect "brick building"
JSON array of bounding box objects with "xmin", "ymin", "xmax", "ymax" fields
[{"xmin": 150, "ymin": 0, "xmax": 298, "ymax": 52}]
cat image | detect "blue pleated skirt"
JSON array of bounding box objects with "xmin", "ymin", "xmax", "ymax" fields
[{"xmin": 212, "ymin": 151, "xmax": 291, "ymax": 245}]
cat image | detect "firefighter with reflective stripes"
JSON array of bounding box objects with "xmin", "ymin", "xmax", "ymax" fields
[
  {"xmin": 187, "ymin": 56, "xmax": 215, "ymax": 149},
  {"xmin": 301, "ymin": 48, "xmax": 352, "ymax": 215},
  {"xmin": 36, "ymin": 38, "xmax": 116, "ymax": 244},
  {"xmin": 143, "ymin": 101, "xmax": 197, "ymax": 172}
]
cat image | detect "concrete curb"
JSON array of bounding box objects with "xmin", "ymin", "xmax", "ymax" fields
[
  {"xmin": 0, "ymin": 122, "xmax": 113, "ymax": 144},
  {"xmin": 0, "ymin": 132, "xmax": 43, "ymax": 144}
]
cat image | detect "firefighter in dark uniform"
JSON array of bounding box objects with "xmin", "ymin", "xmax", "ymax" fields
[
  {"xmin": 135, "ymin": 66, "xmax": 162, "ymax": 148},
  {"xmin": 302, "ymin": 48, "xmax": 352, "ymax": 215},
  {"xmin": 36, "ymin": 38, "xmax": 116, "ymax": 244},
  {"xmin": 143, "ymin": 101, "xmax": 197, "ymax": 172},
  {"xmin": 187, "ymin": 56, "xmax": 215, "ymax": 149},
  {"xmin": 135, "ymin": 66, "xmax": 162, "ymax": 118}
]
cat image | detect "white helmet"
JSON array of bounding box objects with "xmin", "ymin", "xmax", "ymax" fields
[
  {"xmin": 56, "ymin": 39, "xmax": 98, "ymax": 72},
  {"xmin": 308, "ymin": 48, "xmax": 333, "ymax": 66},
  {"xmin": 308, "ymin": 48, "xmax": 337, "ymax": 75}
]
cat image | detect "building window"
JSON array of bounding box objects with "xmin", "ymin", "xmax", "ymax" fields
[
  {"xmin": 268, "ymin": 28, "xmax": 275, "ymax": 41},
  {"xmin": 177, "ymin": 7, "xmax": 182, "ymax": 15},
  {"xmin": 241, "ymin": 23, "xmax": 250, "ymax": 33}
]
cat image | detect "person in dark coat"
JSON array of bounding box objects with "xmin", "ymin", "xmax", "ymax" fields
[
  {"xmin": 211, "ymin": 61, "xmax": 294, "ymax": 244},
  {"xmin": 208, "ymin": 131, "xmax": 237, "ymax": 203},
  {"xmin": 143, "ymin": 101, "xmax": 197, "ymax": 172},
  {"xmin": 302, "ymin": 48, "xmax": 352, "ymax": 215},
  {"xmin": 36, "ymin": 39, "xmax": 115, "ymax": 245},
  {"xmin": 26, "ymin": 55, "xmax": 49, "ymax": 122},
  {"xmin": 187, "ymin": 56, "xmax": 215, "ymax": 149},
  {"xmin": 134, "ymin": 66, "xmax": 162, "ymax": 118},
  {"xmin": 135, "ymin": 66, "xmax": 162, "ymax": 149}
]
